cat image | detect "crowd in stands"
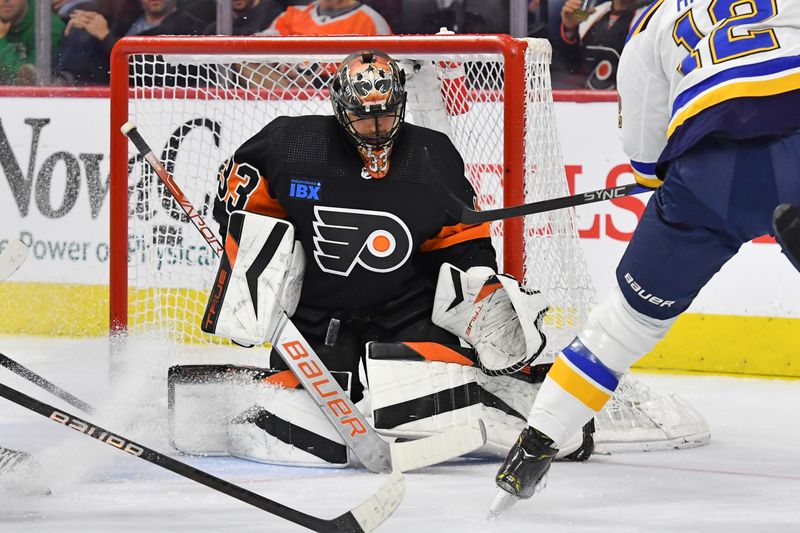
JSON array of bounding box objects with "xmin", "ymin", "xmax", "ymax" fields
[{"xmin": 0, "ymin": 0, "xmax": 652, "ymax": 89}]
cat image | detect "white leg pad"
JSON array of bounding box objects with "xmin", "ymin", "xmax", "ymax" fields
[
  {"xmin": 366, "ymin": 343, "xmax": 586, "ymax": 458},
  {"xmin": 168, "ymin": 365, "xmax": 351, "ymax": 467}
]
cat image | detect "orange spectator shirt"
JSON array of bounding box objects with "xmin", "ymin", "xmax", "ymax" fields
[{"xmin": 268, "ymin": 3, "xmax": 392, "ymax": 36}]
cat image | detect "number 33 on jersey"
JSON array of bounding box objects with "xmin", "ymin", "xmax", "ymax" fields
[{"xmin": 617, "ymin": 0, "xmax": 800, "ymax": 186}]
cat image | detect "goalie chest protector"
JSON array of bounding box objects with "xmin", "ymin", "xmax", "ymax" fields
[{"xmin": 214, "ymin": 115, "xmax": 490, "ymax": 312}]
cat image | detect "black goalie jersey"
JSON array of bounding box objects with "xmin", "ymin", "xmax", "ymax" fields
[{"xmin": 213, "ymin": 115, "xmax": 497, "ymax": 312}]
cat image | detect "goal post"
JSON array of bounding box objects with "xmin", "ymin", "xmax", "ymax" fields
[{"xmin": 109, "ymin": 34, "xmax": 595, "ymax": 356}]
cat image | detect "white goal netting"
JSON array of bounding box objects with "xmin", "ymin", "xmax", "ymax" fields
[{"xmin": 119, "ymin": 37, "xmax": 594, "ymax": 361}]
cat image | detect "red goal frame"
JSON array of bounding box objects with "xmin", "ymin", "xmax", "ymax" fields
[{"xmin": 109, "ymin": 35, "xmax": 531, "ymax": 334}]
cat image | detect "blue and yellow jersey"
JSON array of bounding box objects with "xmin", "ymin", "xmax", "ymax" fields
[{"xmin": 618, "ymin": 0, "xmax": 800, "ymax": 186}]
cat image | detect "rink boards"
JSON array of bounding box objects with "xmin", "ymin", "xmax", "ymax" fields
[{"xmin": 0, "ymin": 91, "xmax": 798, "ymax": 378}]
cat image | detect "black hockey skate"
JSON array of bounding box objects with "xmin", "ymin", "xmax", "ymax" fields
[{"xmin": 489, "ymin": 427, "xmax": 558, "ymax": 517}]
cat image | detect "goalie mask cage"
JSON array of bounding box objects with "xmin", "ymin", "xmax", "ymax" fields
[{"xmin": 109, "ymin": 35, "xmax": 596, "ymax": 360}]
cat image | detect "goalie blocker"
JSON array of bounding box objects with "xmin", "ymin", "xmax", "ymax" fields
[{"xmin": 201, "ymin": 211, "xmax": 304, "ymax": 346}]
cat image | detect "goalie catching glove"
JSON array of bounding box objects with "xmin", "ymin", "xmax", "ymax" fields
[
  {"xmin": 202, "ymin": 211, "xmax": 305, "ymax": 346},
  {"xmin": 432, "ymin": 264, "xmax": 549, "ymax": 375}
]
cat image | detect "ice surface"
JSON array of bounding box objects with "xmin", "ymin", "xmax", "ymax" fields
[{"xmin": 1, "ymin": 335, "xmax": 799, "ymax": 532}]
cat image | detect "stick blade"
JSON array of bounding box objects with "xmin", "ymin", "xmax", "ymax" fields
[
  {"xmin": 332, "ymin": 471, "xmax": 405, "ymax": 532},
  {"xmin": 774, "ymin": 204, "xmax": 800, "ymax": 272},
  {"xmin": 0, "ymin": 239, "xmax": 29, "ymax": 281},
  {"xmin": 390, "ymin": 419, "xmax": 487, "ymax": 472}
]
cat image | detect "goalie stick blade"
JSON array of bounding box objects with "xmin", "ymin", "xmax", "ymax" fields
[
  {"xmin": 0, "ymin": 381, "xmax": 403, "ymax": 533},
  {"xmin": 390, "ymin": 419, "xmax": 487, "ymax": 472},
  {"xmin": 331, "ymin": 471, "xmax": 405, "ymax": 532},
  {"xmin": 773, "ymin": 204, "xmax": 800, "ymax": 272},
  {"xmin": 0, "ymin": 239, "xmax": 28, "ymax": 281}
]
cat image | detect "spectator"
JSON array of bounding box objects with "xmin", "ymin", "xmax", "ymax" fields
[
  {"xmin": 261, "ymin": 0, "xmax": 391, "ymax": 36},
  {"xmin": 553, "ymin": 0, "xmax": 648, "ymax": 90},
  {"xmin": 361, "ymin": 0, "xmax": 400, "ymax": 33},
  {"xmin": 57, "ymin": 0, "xmax": 204, "ymax": 84},
  {"xmin": 0, "ymin": 0, "xmax": 65, "ymax": 84},
  {"xmin": 527, "ymin": 0, "xmax": 549, "ymax": 38},
  {"xmin": 243, "ymin": 0, "xmax": 391, "ymax": 89},
  {"xmin": 203, "ymin": 0, "xmax": 284, "ymax": 35}
]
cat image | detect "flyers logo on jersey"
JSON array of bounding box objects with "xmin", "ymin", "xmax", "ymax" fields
[{"xmin": 313, "ymin": 206, "xmax": 412, "ymax": 276}]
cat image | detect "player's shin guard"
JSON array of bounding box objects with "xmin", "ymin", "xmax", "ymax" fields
[
  {"xmin": 528, "ymin": 285, "xmax": 675, "ymax": 448},
  {"xmin": 495, "ymin": 427, "xmax": 558, "ymax": 499}
]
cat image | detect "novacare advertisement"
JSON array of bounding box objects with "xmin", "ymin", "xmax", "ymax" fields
[{"xmin": 1, "ymin": 94, "xmax": 798, "ymax": 376}]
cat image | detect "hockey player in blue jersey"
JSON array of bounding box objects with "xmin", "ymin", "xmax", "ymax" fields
[{"xmin": 492, "ymin": 0, "xmax": 800, "ymax": 510}]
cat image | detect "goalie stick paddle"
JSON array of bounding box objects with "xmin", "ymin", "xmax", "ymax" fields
[
  {"xmin": 773, "ymin": 203, "xmax": 800, "ymax": 272},
  {"xmin": 122, "ymin": 122, "xmax": 487, "ymax": 474},
  {"xmin": 423, "ymin": 147, "xmax": 651, "ymax": 224},
  {"xmin": 0, "ymin": 239, "xmax": 29, "ymax": 281},
  {"xmin": 0, "ymin": 380, "xmax": 403, "ymax": 533},
  {"xmin": 0, "ymin": 352, "xmax": 95, "ymax": 414}
]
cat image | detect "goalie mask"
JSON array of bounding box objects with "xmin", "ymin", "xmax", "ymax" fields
[{"xmin": 331, "ymin": 50, "xmax": 406, "ymax": 179}]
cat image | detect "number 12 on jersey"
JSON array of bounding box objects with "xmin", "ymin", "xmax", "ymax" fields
[{"xmin": 673, "ymin": 0, "xmax": 780, "ymax": 75}]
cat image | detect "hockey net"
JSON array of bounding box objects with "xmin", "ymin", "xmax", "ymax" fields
[
  {"xmin": 110, "ymin": 35, "xmax": 592, "ymax": 356},
  {"xmin": 109, "ymin": 35, "xmax": 708, "ymax": 452}
]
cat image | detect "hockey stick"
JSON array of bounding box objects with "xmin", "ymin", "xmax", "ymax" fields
[
  {"xmin": 121, "ymin": 122, "xmax": 487, "ymax": 474},
  {"xmin": 0, "ymin": 239, "xmax": 28, "ymax": 281},
  {"xmin": 0, "ymin": 381, "xmax": 402, "ymax": 533},
  {"xmin": 0, "ymin": 352, "xmax": 95, "ymax": 414},
  {"xmin": 423, "ymin": 148, "xmax": 652, "ymax": 224},
  {"xmin": 773, "ymin": 204, "xmax": 800, "ymax": 272}
]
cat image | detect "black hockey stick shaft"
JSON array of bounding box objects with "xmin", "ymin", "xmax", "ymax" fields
[
  {"xmin": 440, "ymin": 181, "xmax": 651, "ymax": 224},
  {"xmin": 0, "ymin": 352, "xmax": 95, "ymax": 414},
  {"xmin": 121, "ymin": 123, "xmax": 224, "ymax": 255},
  {"xmin": 423, "ymin": 147, "xmax": 652, "ymax": 223},
  {"xmin": 0, "ymin": 380, "xmax": 365, "ymax": 532}
]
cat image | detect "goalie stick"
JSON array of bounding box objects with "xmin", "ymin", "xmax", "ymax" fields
[
  {"xmin": 0, "ymin": 239, "xmax": 28, "ymax": 282},
  {"xmin": 773, "ymin": 204, "xmax": 800, "ymax": 272},
  {"xmin": 423, "ymin": 148, "xmax": 651, "ymax": 224},
  {"xmin": 121, "ymin": 122, "xmax": 487, "ymax": 474},
  {"xmin": 0, "ymin": 380, "xmax": 402, "ymax": 533}
]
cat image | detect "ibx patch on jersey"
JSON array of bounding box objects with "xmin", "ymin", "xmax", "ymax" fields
[
  {"xmin": 312, "ymin": 206, "xmax": 412, "ymax": 276},
  {"xmin": 289, "ymin": 179, "xmax": 322, "ymax": 201}
]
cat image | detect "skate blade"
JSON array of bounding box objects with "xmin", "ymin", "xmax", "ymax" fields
[{"xmin": 487, "ymin": 489, "xmax": 519, "ymax": 519}]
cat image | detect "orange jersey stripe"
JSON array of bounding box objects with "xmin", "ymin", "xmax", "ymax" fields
[
  {"xmin": 244, "ymin": 178, "xmax": 288, "ymax": 219},
  {"xmin": 403, "ymin": 342, "xmax": 475, "ymax": 366},
  {"xmin": 222, "ymin": 162, "xmax": 288, "ymax": 219},
  {"xmin": 420, "ymin": 221, "xmax": 491, "ymax": 252}
]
